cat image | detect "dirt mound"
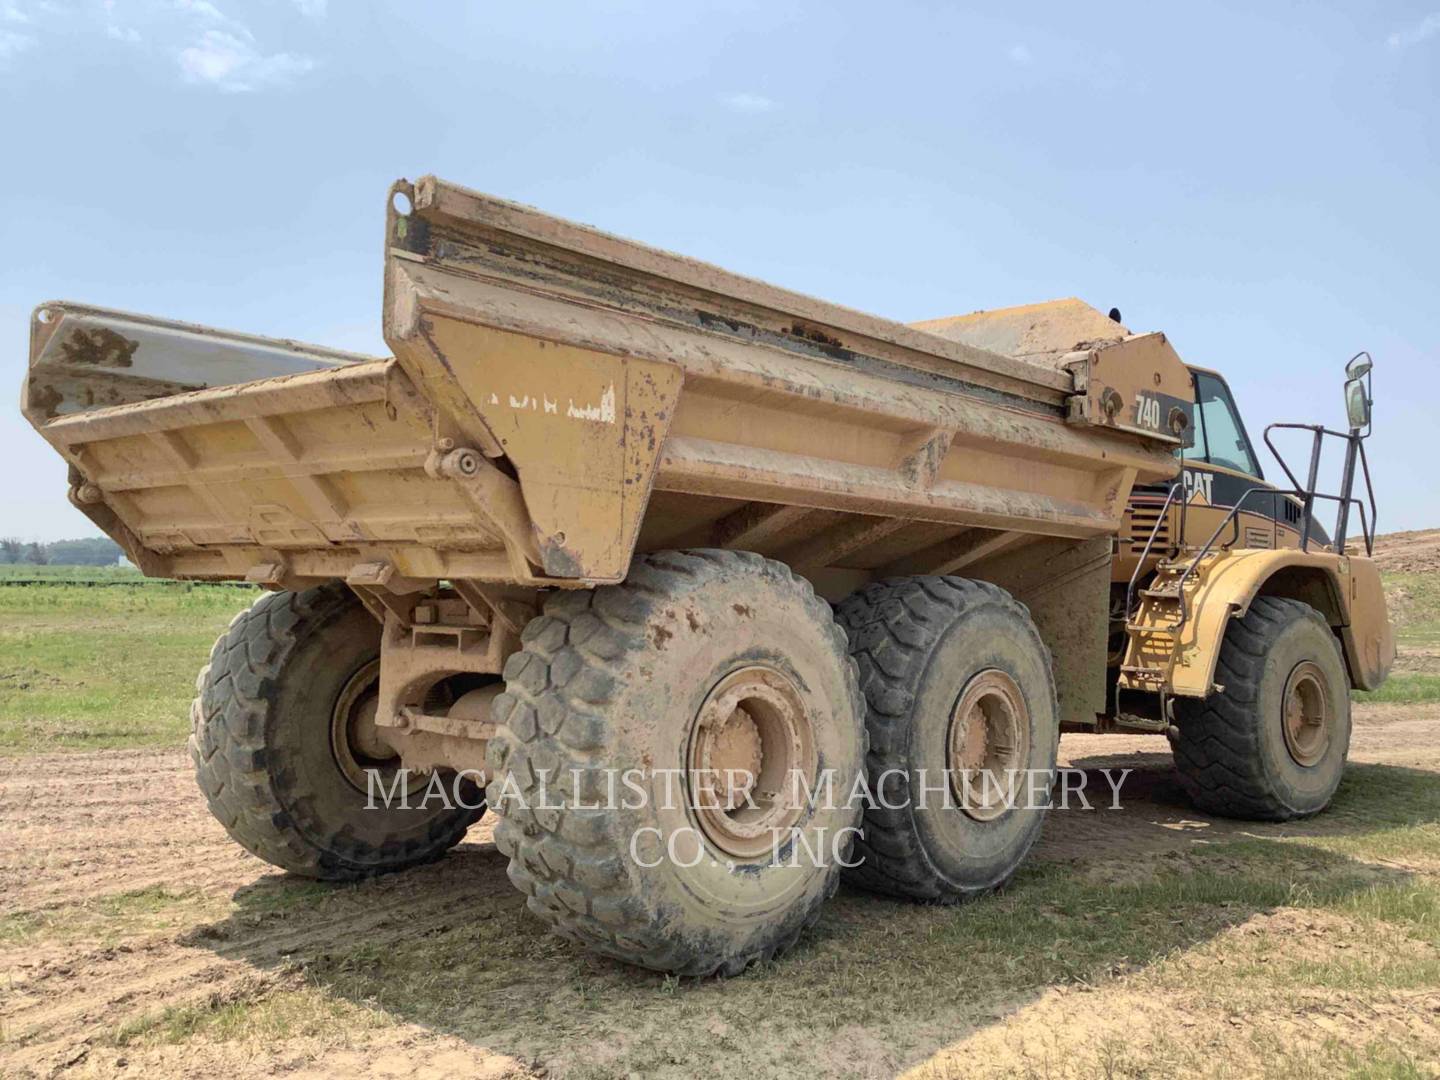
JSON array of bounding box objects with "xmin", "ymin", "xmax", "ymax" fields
[{"xmin": 1367, "ymin": 528, "xmax": 1440, "ymax": 573}]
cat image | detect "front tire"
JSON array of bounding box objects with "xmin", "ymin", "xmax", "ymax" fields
[
  {"xmin": 1172, "ymin": 597, "xmax": 1350, "ymax": 821},
  {"xmin": 190, "ymin": 583, "xmax": 483, "ymax": 880},
  {"xmin": 486, "ymin": 550, "xmax": 865, "ymax": 976},
  {"xmin": 838, "ymin": 576, "xmax": 1059, "ymax": 903}
]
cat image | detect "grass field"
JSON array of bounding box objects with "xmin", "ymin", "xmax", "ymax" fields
[
  {"xmin": 1, "ymin": 563, "xmax": 1435, "ymax": 755},
  {"xmin": 1383, "ymin": 572, "xmax": 1440, "ymax": 646},
  {"xmin": 0, "ymin": 563, "xmax": 147, "ymax": 582},
  {"xmin": 0, "ymin": 571, "xmax": 255, "ymax": 752}
]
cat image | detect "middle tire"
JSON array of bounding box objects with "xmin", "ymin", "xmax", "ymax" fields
[
  {"xmin": 838, "ymin": 576, "xmax": 1058, "ymax": 903},
  {"xmin": 486, "ymin": 549, "xmax": 865, "ymax": 976}
]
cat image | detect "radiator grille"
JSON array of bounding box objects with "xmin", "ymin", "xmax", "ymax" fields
[{"xmin": 1123, "ymin": 501, "xmax": 1171, "ymax": 551}]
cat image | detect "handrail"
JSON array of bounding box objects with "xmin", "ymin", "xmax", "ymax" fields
[
  {"xmin": 1356, "ymin": 438, "xmax": 1376, "ymax": 552},
  {"xmin": 1122, "ymin": 362, "xmax": 1379, "ymax": 697},
  {"xmin": 1160, "ymin": 487, "xmax": 1372, "ymax": 634},
  {"xmin": 1124, "ymin": 481, "xmax": 1183, "ymax": 620},
  {"xmin": 1262, "ymin": 422, "xmax": 1376, "ymax": 556}
]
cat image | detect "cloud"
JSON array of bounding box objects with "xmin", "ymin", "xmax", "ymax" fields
[
  {"xmin": 292, "ymin": 0, "xmax": 325, "ymax": 17},
  {"xmin": 1387, "ymin": 12, "xmax": 1440, "ymax": 49},
  {"xmin": 1008, "ymin": 43, "xmax": 1033, "ymax": 65},
  {"xmin": 0, "ymin": 26, "xmax": 32, "ymax": 59},
  {"xmin": 720, "ymin": 91, "xmax": 775, "ymax": 113},
  {"xmin": 174, "ymin": 0, "xmax": 254, "ymax": 41},
  {"xmin": 178, "ymin": 28, "xmax": 314, "ymax": 91},
  {"xmin": 0, "ymin": 0, "xmax": 311, "ymax": 88}
]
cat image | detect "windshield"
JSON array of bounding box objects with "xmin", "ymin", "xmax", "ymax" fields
[{"xmin": 1179, "ymin": 371, "xmax": 1262, "ymax": 478}]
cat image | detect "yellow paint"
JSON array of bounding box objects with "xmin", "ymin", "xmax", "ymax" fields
[
  {"xmin": 405, "ymin": 317, "xmax": 683, "ymax": 582},
  {"xmin": 1124, "ymin": 549, "xmax": 1394, "ymax": 697}
]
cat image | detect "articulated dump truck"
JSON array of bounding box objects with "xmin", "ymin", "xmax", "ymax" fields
[{"xmin": 23, "ymin": 176, "xmax": 1394, "ymax": 976}]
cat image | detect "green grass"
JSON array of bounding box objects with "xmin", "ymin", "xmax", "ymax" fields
[
  {"xmin": 0, "ymin": 568, "xmax": 1424, "ymax": 747},
  {"xmin": 1354, "ymin": 673, "xmax": 1440, "ymax": 704},
  {"xmin": 0, "ymin": 579, "xmax": 255, "ymax": 752},
  {"xmin": 106, "ymin": 986, "xmax": 362, "ymax": 1048},
  {"xmin": 1384, "ymin": 571, "xmax": 1440, "ymax": 647},
  {"xmin": 0, "ymin": 562, "xmax": 146, "ymax": 581},
  {"xmin": 0, "ymin": 885, "xmax": 211, "ymax": 948}
]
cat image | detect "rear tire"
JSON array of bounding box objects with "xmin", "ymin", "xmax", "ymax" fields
[
  {"xmin": 1172, "ymin": 597, "xmax": 1350, "ymax": 821},
  {"xmin": 486, "ymin": 550, "xmax": 865, "ymax": 976},
  {"xmin": 838, "ymin": 576, "xmax": 1058, "ymax": 903},
  {"xmin": 190, "ymin": 583, "xmax": 483, "ymax": 880}
]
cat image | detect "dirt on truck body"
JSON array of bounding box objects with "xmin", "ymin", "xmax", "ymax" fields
[{"xmin": 20, "ymin": 175, "xmax": 1395, "ymax": 976}]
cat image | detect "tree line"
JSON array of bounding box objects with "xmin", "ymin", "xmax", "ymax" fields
[{"xmin": 0, "ymin": 537, "xmax": 125, "ymax": 566}]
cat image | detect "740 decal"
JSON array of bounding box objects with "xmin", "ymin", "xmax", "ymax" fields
[{"xmin": 1133, "ymin": 392, "xmax": 1163, "ymax": 431}]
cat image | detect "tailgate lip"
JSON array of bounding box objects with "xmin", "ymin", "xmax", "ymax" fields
[
  {"xmin": 30, "ymin": 300, "xmax": 381, "ymax": 369},
  {"xmin": 24, "ymin": 301, "xmax": 385, "ymax": 424}
]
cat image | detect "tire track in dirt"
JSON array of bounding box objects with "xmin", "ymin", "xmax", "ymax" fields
[
  {"xmin": 0, "ymin": 848, "xmax": 263, "ymax": 913},
  {"xmin": 6, "ymin": 860, "xmax": 510, "ymax": 1046},
  {"xmin": 0, "ymin": 745, "xmax": 517, "ymax": 1078},
  {"xmin": 2, "ymin": 840, "xmax": 518, "ymax": 1076},
  {"xmin": 2, "ymin": 705, "xmax": 1433, "ymax": 1078}
]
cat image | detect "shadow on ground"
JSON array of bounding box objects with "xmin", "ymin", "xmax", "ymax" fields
[{"xmin": 195, "ymin": 757, "xmax": 1440, "ymax": 1078}]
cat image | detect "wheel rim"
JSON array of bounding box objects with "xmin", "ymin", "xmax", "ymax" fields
[
  {"xmin": 330, "ymin": 659, "xmax": 404, "ymax": 794},
  {"xmin": 1282, "ymin": 660, "xmax": 1332, "ymax": 768},
  {"xmin": 686, "ymin": 665, "xmax": 818, "ymax": 861},
  {"xmin": 948, "ymin": 669, "xmax": 1030, "ymax": 822}
]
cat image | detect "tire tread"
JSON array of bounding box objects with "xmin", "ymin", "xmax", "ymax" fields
[
  {"xmin": 487, "ymin": 549, "xmax": 862, "ymax": 976},
  {"xmin": 190, "ymin": 582, "xmax": 480, "ymax": 881}
]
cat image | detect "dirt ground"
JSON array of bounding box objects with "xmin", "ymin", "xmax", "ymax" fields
[
  {"xmin": 3, "ymin": 703, "xmax": 1437, "ymax": 1079},
  {"xmin": 1367, "ymin": 528, "xmax": 1440, "ymax": 575}
]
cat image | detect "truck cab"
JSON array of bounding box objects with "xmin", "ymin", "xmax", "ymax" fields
[{"xmin": 1116, "ymin": 365, "xmax": 1319, "ymax": 584}]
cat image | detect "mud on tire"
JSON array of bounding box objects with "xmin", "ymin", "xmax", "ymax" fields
[
  {"xmin": 485, "ymin": 550, "xmax": 866, "ymax": 976},
  {"xmin": 838, "ymin": 576, "xmax": 1058, "ymax": 903},
  {"xmin": 190, "ymin": 582, "xmax": 483, "ymax": 880},
  {"xmin": 1172, "ymin": 597, "xmax": 1351, "ymax": 821}
]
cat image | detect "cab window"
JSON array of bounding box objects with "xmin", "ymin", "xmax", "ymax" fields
[{"xmin": 1191, "ymin": 372, "xmax": 1261, "ymax": 477}]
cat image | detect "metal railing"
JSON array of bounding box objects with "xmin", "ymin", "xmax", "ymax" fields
[
  {"xmin": 1123, "ymin": 481, "xmax": 1183, "ymax": 621},
  {"xmin": 1262, "ymin": 422, "xmax": 1376, "ymax": 556},
  {"xmin": 1161, "ymin": 485, "xmax": 1373, "ymax": 634},
  {"xmin": 1123, "ymin": 421, "xmax": 1377, "ymax": 639}
]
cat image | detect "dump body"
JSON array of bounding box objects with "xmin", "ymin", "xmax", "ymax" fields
[{"xmin": 24, "ymin": 177, "xmax": 1192, "ymax": 601}]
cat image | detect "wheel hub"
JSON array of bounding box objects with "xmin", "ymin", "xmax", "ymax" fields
[
  {"xmin": 687, "ymin": 666, "xmax": 817, "ymax": 860},
  {"xmin": 948, "ymin": 669, "xmax": 1030, "ymax": 822},
  {"xmin": 1282, "ymin": 660, "xmax": 1331, "ymax": 768},
  {"xmin": 330, "ymin": 659, "xmax": 403, "ymax": 793}
]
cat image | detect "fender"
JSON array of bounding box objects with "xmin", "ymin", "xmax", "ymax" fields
[{"xmin": 1169, "ymin": 549, "xmax": 1394, "ymax": 697}]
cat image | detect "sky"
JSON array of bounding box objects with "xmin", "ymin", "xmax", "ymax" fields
[{"xmin": 1, "ymin": 0, "xmax": 1437, "ymax": 541}]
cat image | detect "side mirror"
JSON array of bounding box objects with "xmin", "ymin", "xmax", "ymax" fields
[
  {"xmin": 1344, "ymin": 378, "xmax": 1370, "ymax": 430},
  {"xmin": 1343, "ymin": 352, "xmax": 1373, "ymax": 432}
]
